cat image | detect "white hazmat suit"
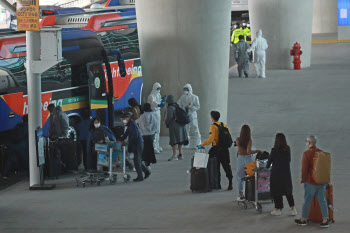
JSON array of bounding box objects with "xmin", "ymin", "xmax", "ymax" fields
[
  {"xmin": 247, "ymin": 29, "xmax": 268, "ymax": 78},
  {"xmin": 147, "ymin": 82, "xmax": 165, "ymax": 153},
  {"xmin": 177, "ymin": 84, "xmax": 201, "ymax": 148}
]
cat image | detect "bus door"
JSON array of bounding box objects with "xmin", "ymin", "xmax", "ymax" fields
[{"xmin": 86, "ymin": 61, "xmax": 109, "ymax": 126}]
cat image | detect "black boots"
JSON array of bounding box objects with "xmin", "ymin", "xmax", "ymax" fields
[{"xmin": 227, "ymin": 179, "xmax": 233, "ymax": 191}]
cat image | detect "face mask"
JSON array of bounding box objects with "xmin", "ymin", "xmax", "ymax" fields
[
  {"xmin": 247, "ymin": 24, "xmax": 250, "ymax": 27},
  {"xmin": 94, "ymin": 123, "xmax": 100, "ymax": 128},
  {"xmin": 123, "ymin": 119, "xmax": 128, "ymax": 124},
  {"xmin": 184, "ymin": 91, "xmax": 189, "ymax": 95}
]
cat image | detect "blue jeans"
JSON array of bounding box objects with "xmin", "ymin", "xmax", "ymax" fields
[
  {"xmin": 302, "ymin": 183, "xmax": 329, "ymax": 219},
  {"xmin": 236, "ymin": 154, "xmax": 255, "ymax": 196}
]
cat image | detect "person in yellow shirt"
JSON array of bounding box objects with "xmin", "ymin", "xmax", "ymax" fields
[
  {"xmin": 231, "ymin": 22, "xmax": 245, "ymax": 45},
  {"xmin": 198, "ymin": 111, "xmax": 233, "ymax": 190}
]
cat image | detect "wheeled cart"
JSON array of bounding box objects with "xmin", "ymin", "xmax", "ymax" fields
[
  {"xmin": 75, "ymin": 142, "xmax": 131, "ymax": 187},
  {"xmin": 238, "ymin": 167, "xmax": 272, "ymax": 213}
]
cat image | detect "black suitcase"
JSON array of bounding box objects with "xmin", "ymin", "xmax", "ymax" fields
[
  {"xmin": 58, "ymin": 139, "xmax": 79, "ymax": 171},
  {"xmin": 0, "ymin": 145, "xmax": 7, "ymax": 176},
  {"xmin": 190, "ymin": 157, "xmax": 210, "ymax": 193},
  {"xmin": 208, "ymin": 157, "xmax": 219, "ymax": 190},
  {"xmin": 45, "ymin": 141, "xmax": 61, "ymax": 179}
]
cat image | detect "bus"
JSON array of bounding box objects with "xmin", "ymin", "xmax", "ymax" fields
[{"xmin": 0, "ymin": 7, "xmax": 142, "ymax": 144}]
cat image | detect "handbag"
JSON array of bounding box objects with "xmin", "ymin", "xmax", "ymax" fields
[{"xmin": 193, "ymin": 149, "xmax": 209, "ymax": 168}]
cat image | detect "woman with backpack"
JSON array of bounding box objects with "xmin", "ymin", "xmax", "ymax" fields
[
  {"xmin": 165, "ymin": 95, "xmax": 189, "ymax": 161},
  {"xmin": 235, "ymin": 124, "xmax": 264, "ymax": 201},
  {"xmin": 266, "ymin": 133, "xmax": 297, "ymax": 216}
]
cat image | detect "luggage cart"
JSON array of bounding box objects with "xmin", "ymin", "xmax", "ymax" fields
[
  {"xmin": 238, "ymin": 167, "xmax": 272, "ymax": 214},
  {"xmin": 75, "ymin": 142, "xmax": 131, "ymax": 187}
]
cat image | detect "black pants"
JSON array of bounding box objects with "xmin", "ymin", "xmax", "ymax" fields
[
  {"xmin": 133, "ymin": 143, "xmax": 149, "ymax": 179},
  {"xmin": 210, "ymin": 146, "xmax": 233, "ymax": 184},
  {"xmin": 274, "ymin": 194, "xmax": 295, "ymax": 209}
]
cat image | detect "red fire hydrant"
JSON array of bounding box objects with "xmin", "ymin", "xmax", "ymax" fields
[{"xmin": 290, "ymin": 42, "xmax": 303, "ymax": 70}]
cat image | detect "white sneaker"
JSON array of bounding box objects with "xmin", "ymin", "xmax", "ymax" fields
[
  {"xmin": 236, "ymin": 196, "xmax": 245, "ymax": 202},
  {"xmin": 290, "ymin": 208, "xmax": 298, "ymax": 216},
  {"xmin": 154, "ymin": 149, "xmax": 160, "ymax": 154},
  {"xmin": 271, "ymin": 209, "xmax": 282, "ymax": 216}
]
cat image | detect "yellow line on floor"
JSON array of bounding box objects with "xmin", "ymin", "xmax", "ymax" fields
[
  {"xmin": 312, "ymin": 40, "xmax": 350, "ymax": 43},
  {"xmin": 246, "ymin": 40, "xmax": 350, "ymax": 44}
]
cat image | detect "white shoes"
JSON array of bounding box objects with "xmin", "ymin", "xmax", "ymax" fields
[
  {"xmin": 154, "ymin": 149, "xmax": 160, "ymax": 154},
  {"xmin": 236, "ymin": 196, "xmax": 245, "ymax": 202},
  {"xmin": 270, "ymin": 208, "xmax": 297, "ymax": 216},
  {"xmin": 270, "ymin": 209, "xmax": 282, "ymax": 216},
  {"xmin": 168, "ymin": 155, "xmax": 178, "ymax": 161},
  {"xmin": 290, "ymin": 208, "xmax": 298, "ymax": 216}
]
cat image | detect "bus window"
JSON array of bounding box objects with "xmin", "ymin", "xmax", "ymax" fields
[
  {"xmin": 41, "ymin": 58, "xmax": 72, "ymax": 92},
  {"xmin": 0, "ymin": 58, "xmax": 26, "ymax": 94},
  {"xmin": 98, "ymin": 28, "xmax": 140, "ymax": 61},
  {"xmin": 71, "ymin": 64, "xmax": 88, "ymax": 87}
]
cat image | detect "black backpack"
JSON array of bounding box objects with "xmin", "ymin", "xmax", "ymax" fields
[
  {"xmin": 213, "ymin": 122, "xmax": 233, "ymax": 149},
  {"xmin": 174, "ymin": 104, "xmax": 191, "ymax": 125}
]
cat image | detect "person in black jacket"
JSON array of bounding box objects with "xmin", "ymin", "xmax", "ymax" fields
[
  {"xmin": 119, "ymin": 111, "xmax": 150, "ymax": 182},
  {"xmin": 266, "ymin": 133, "xmax": 297, "ymax": 216}
]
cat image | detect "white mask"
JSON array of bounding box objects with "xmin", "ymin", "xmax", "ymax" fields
[
  {"xmin": 184, "ymin": 91, "xmax": 189, "ymax": 95},
  {"xmin": 94, "ymin": 123, "xmax": 100, "ymax": 128},
  {"xmin": 123, "ymin": 119, "xmax": 128, "ymax": 124}
]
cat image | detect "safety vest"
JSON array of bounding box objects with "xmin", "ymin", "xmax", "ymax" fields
[
  {"xmin": 244, "ymin": 27, "xmax": 252, "ymax": 42},
  {"xmin": 244, "ymin": 28, "xmax": 251, "ymax": 38},
  {"xmin": 231, "ymin": 27, "xmax": 245, "ymax": 44}
]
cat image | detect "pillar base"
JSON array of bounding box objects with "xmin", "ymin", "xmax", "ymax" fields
[{"xmin": 29, "ymin": 184, "xmax": 56, "ymax": 191}]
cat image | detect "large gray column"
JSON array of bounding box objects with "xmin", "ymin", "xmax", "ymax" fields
[
  {"xmin": 136, "ymin": 0, "xmax": 231, "ymax": 135},
  {"xmin": 249, "ymin": 0, "xmax": 314, "ymax": 69},
  {"xmin": 312, "ymin": 0, "xmax": 337, "ymax": 34}
]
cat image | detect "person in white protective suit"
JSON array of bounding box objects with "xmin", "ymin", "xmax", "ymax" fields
[
  {"xmin": 148, "ymin": 82, "xmax": 166, "ymax": 154},
  {"xmin": 177, "ymin": 84, "xmax": 201, "ymax": 148},
  {"xmin": 247, "ymin": 29, "xmax": 268, "ymax": 78}
]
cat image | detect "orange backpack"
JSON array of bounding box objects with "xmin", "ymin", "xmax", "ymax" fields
[
  {"xmin": 312, "ymin": 151, "xmax": 331, "ymax": 184},
  {"xmin": 245, "ymin": 161, "xmax": 256, "ymax": 176}
]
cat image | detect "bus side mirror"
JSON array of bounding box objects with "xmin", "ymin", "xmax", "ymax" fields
[{"xmin": 109, "ymin": 49, "xmax": 126, "ymax": 77}]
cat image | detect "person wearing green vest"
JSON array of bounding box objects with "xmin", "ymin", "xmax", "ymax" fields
[
  {"xmin": 244, "ymin": 27, "xmax": 251, "ymax": 42},
  {"xmin": 231, "ymin": 23, "xmax": 245, "ymax": 45}
]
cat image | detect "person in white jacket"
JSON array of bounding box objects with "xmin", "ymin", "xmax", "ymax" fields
[
  {"xmin": 147, "ymin": 82, "xmax": 166, "ymax": 154},
  {"xmin": 177, "ymin": 83, "xmax": 201, "ymax": 148},
  {"xmin": 247, "ymin": 29, "xmax": 268, "ymax": 78},
  {"xmin": 139, "ymin": 103, "xmax": 158, "ymax": 171}
]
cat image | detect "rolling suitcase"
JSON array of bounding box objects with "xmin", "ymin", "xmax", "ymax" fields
[
  {"xmin": 207, "ymin": 157, "xmax": 219, "ymax": 190},
  {"xmin": 308, "ymin": 183, "xmax": 334, "ymax": 223},
  {"xmin": 190, "ymin": 157, "xmax": 210, "ymax": 193},
  {"xmin": 45, "ymin": 141, "xmax": 61, "ymax": 179},
  {"xmin": 59, "ymin": 139, "xmax": 79, "ymax": 171},
  {"xmin": 0, "ymin": 145, "xmax": 7, "ymax": 176}
]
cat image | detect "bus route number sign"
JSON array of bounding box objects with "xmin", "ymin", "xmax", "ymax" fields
[{"xmin": 16, "ymin": 0, "xmax": 40, "ymax": 31}]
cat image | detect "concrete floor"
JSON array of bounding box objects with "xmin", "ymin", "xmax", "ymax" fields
[{"xmin": 1, "ymin": 43, "xmax": 350, "ymax": 233}]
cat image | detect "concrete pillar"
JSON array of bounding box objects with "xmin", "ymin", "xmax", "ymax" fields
[
  {"xmin": 249, "ymin": 0, "xmax": 314, "ymax": 69},
  {"xmin": 27, "ymin": 31, "xmax": 41, "ymax": 187},
  {"xmin": 136, "ymin": 0, "xmax": 231, "ymax": 135},
  {"xmin": 312, "ymin": 0, "xmax": 338, "ymax": 34}
]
